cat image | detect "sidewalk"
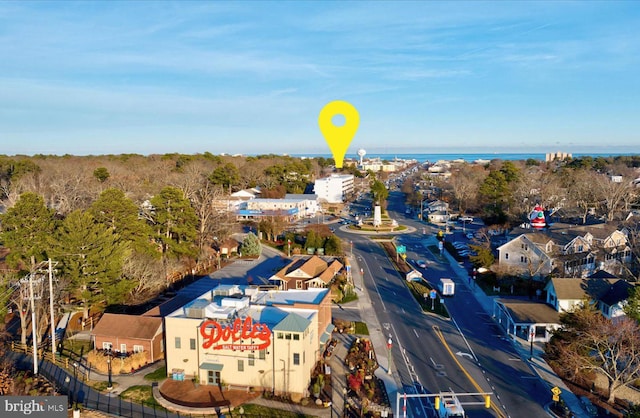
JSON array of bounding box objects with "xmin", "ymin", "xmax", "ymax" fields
[
  {"xmin": 346, "ymin": 254, "xmax": 400, "ymax": 417},
  {"xmin": 439, "ymin": 238, "xmax": 591, "ymax": 418}
]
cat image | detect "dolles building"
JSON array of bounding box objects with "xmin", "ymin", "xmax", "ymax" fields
[{"xmin": 164, "ymin": 284, "xmax": 333, "ymax": 400}]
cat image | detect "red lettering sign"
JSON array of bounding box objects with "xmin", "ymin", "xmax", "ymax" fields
[{"xmin": 200, "ymin": 317, "xmax": 272, "ymax": 351}]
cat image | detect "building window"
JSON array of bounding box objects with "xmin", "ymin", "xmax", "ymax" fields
[
  {"xmin": 285, "ymin": 333, "xmax": 292, "ymax": 340},
  {"xmin": 293, "ymin": 353, "xmax": 300, "ymax": 366},
  {"xmin": 293, "ymin": 334, "xmax": 300, "ymax": 341},
  {"xmin": 175, "ymin": 337, "xmax": 181, "ymax": 349},
  {"xmin": 248, "ymin": 354, "xmax": 255, "ymax": 366},
  {"xmin": 120, "ymin": 343, "xmax": 127, "ymax": 353},
  {"xmin": 277, "ymin": 332, "xmax": 284, "ymax": 340},
  {"xmin": 259, "ymin": 350, "xmax": 266, "ymax": 360},
  {"xmin": 190, "ymin": 338, "xmax": 196, "ymax": 350},
  {"xmin": 238, "ymin": 360, "xmax": 244, "ymax": 372},
  {"xmin": 520, "ymin": 256, "xmax": 527, "ymax": 263},
  {"xmin": 505, "ymin": 253, "xmax": 509, "ymax": 260},
  {"xmin": 103, "ymin": 342, "xmax": 113, "ymax": 350},
  {"xmin": 133, "ymin": 345, "xmax": 144, "ymax": 353}
]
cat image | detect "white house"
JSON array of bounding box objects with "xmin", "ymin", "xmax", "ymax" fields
[
  {"xmin": 427, "ymin": 210, "xmax": 450, "ymax": 224},
  {"xmin": 544, "ymin": 276, "xmax": 633, "ymax": 319}
]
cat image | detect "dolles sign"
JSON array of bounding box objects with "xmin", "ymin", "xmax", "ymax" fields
[{"xmin": 200, "ymin": 317, "xmax": 272, "ymax": 351}]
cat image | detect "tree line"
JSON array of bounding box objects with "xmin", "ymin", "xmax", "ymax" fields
[{"xmin": 0, "ymin": 152, "xmax": 349, "ymax": 345}]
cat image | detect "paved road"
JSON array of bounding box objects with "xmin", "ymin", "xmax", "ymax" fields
[{"xmin": 337, "ymin": 191, "xmax": 552, "ymax": 418}]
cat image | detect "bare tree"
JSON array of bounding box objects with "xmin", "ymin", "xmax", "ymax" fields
[
  {"xmin": 45, "ymin": 164, "xmax": 97, "ymax": 215},
  {"xmin": 194, "ymin": 182, "xmax": 228, "ymax": 258},
  {"xmin": 449, "ymin": 164, "xmax": 484, "ymax": 214},
  {"xmin": 238, "ymin": 159, "xmax": 267, "ymax": 189},
  {"xmin": 548, "ymin": 305, "xmax": 640, "ymax": 404},
  {"xmin": 562, "ymin": 169, "xmax": 601, "ymax": 224},
  {"xmin": 121, "ymin": 254, "xmax": 166, "ymax": 302},
  {"xmin": 592, "ymin": 173, "xmax": 635, "ymax": 222}
]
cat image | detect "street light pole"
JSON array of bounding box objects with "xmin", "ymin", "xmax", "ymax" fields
[
  {"xmin": 387, "ymin": 335, "xmax": 393, "ymax": 375},
  {"xmin": 529, "ymin": 328, "xmax": 535, "ymax": 360},
  {"xmin": 343, "ymin": 387, "xmax": 347, "ymax": 417},
  {"xmin": 72, "ymin": 362, "xmax": 78, "ymax": 410},
  {"xmin": 107, "ymin": 351, "xmax": 113, "ymax": 390}
]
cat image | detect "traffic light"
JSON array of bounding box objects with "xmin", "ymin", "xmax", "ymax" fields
[
  {"xmin": 485, "ymin": 395, "xmax": 491, "ymax": 408},
  {"xmin": 434, "ymin": 396, "xmax": 440, "ymax": 410}
]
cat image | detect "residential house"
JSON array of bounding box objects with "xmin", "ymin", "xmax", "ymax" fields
[
  {"xmin": 214, "ymin": 237, "xmax": 239, "ymax": 258},
  {"xmin": 427, "ymin": 210, "xmax": 450, "ymax": 224},
  {"xmin": 493, "ymin": 273, "xmax": 634, "ymax": 343},
  {"xmin": 425, "ymin": 199, "xmax": 449, "ymax": 213},
  {"xmin": 91, "ymin": 313, "xmax": 164, "ymax": 363},
  {"xmin": 497, "ymin": 223, "xmax": 632, "ymax": 279},
  {"xmin": 269, "ymin": 255, "xmax": 344, "ymax": 290},
  {"xmin": 544, "ymin": 276, "xmax": 633, "ymax": 319},
  {"xmin": 422, "ymin": 199, "xmax": 450, "ymax": 224}
]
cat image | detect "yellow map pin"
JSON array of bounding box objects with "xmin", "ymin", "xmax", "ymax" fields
[{"xmin": 318, "ymin": 100, "xmax": 359, "ymax": 168}]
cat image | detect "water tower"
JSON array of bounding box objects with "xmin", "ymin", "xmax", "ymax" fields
[{"xmin": 357, "ymin": 148, "xmax": 366, "ymax": 167}]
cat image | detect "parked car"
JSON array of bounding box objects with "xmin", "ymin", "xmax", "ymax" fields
[
  {"xmin": 416, "ymin": 260, "xmax": 427, "ymax": 269},
  {"xmin": 579, "ymin": 396, "xmax": 598, "ymax": 417},
  {"xmin": 458, "ymin": 216, "xmax": 473, "ymax": 223},
  {"xmin": 466, "ymin": 233, "xmax": 475, "ymax": 240}
]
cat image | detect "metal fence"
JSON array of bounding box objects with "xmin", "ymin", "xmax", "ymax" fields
[{"xmin": 6, "ymin": 350, "xmax": 234, "ymax": 418}]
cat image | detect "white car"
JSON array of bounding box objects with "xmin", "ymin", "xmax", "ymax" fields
[
  {"xmin": 415, "ymin": 260, "xmax": 427, "ymax": 269},
  {"xmin": 458, "ymin": 216, "xmax": 473, "ymax": 223}
]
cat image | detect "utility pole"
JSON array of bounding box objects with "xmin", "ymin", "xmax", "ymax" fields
[
  {"xmin": 28, "ymin": 271, "xmax": 38, "ymax": 375},
  {"xmin": 48, "ymin": 259, "xmax": 56, "ymax": 356}
]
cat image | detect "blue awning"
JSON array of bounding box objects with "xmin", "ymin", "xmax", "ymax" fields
[
  {"xmin": 199, "ymin": 362, "xmax": 224, "ymax": 371},
  {"xmin": 320, "ymin": 323, "xmax": 336, "ymax": 344}
]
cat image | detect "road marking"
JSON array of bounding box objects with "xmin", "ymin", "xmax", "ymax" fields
[
  {"xmin": 455, "ymin": 351, "xmax": 473, "ymax": 360},
  {"xmin": 413, "ymin": 329, "xmax": 419, "ymax": 338},
  {"xmin": 433, "ymin": 325, "xmax": 508, "ymax": 418}
]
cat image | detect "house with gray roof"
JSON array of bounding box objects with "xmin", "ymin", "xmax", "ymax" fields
[
  {"xmin": 497, "ymin": 222, "xmax": 632, "ymax": 279},
  {"xmin": 544, "ymin": 276, "xmax": 634, "ymax": 319}
]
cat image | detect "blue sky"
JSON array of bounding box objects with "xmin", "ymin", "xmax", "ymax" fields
[{"xmin": 1, "ymin": 1, "xmax": 639, "ymax": 156}]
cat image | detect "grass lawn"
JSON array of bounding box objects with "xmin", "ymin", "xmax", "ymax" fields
[
  {"xmin": 407, "ymin": 281, "xmax": 450, "ymax": 318},
  {"xmin": 144, "ymin": 365, "xmax": 167, "ymax": 381},
  {"xmin": 90, "ymin": 381, "xmax": 117, "ymax": 392},
  {"xmin": 354, "ymin": 321, "xmax": 369, "ymax": 335},
  {"xmin": 62, "ymin": 339, "xmax": 92, "ymax": 355},
  {"xmin": 119, "ymin": 385, "xmax": 164, "ymax": 409},
  {"xmin": 240, "ymin": 403, "xmax": 317, "ymax": 418}
]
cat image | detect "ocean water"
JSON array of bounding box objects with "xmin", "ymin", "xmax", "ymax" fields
[{"xmin": 291, "ymin": 152, "xmax": 638, "ymax": 164}]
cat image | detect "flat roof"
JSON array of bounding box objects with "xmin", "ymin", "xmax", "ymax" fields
[{"xmin": 497, "ymin": 300, "xmax": 560, "ymax": 324}]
